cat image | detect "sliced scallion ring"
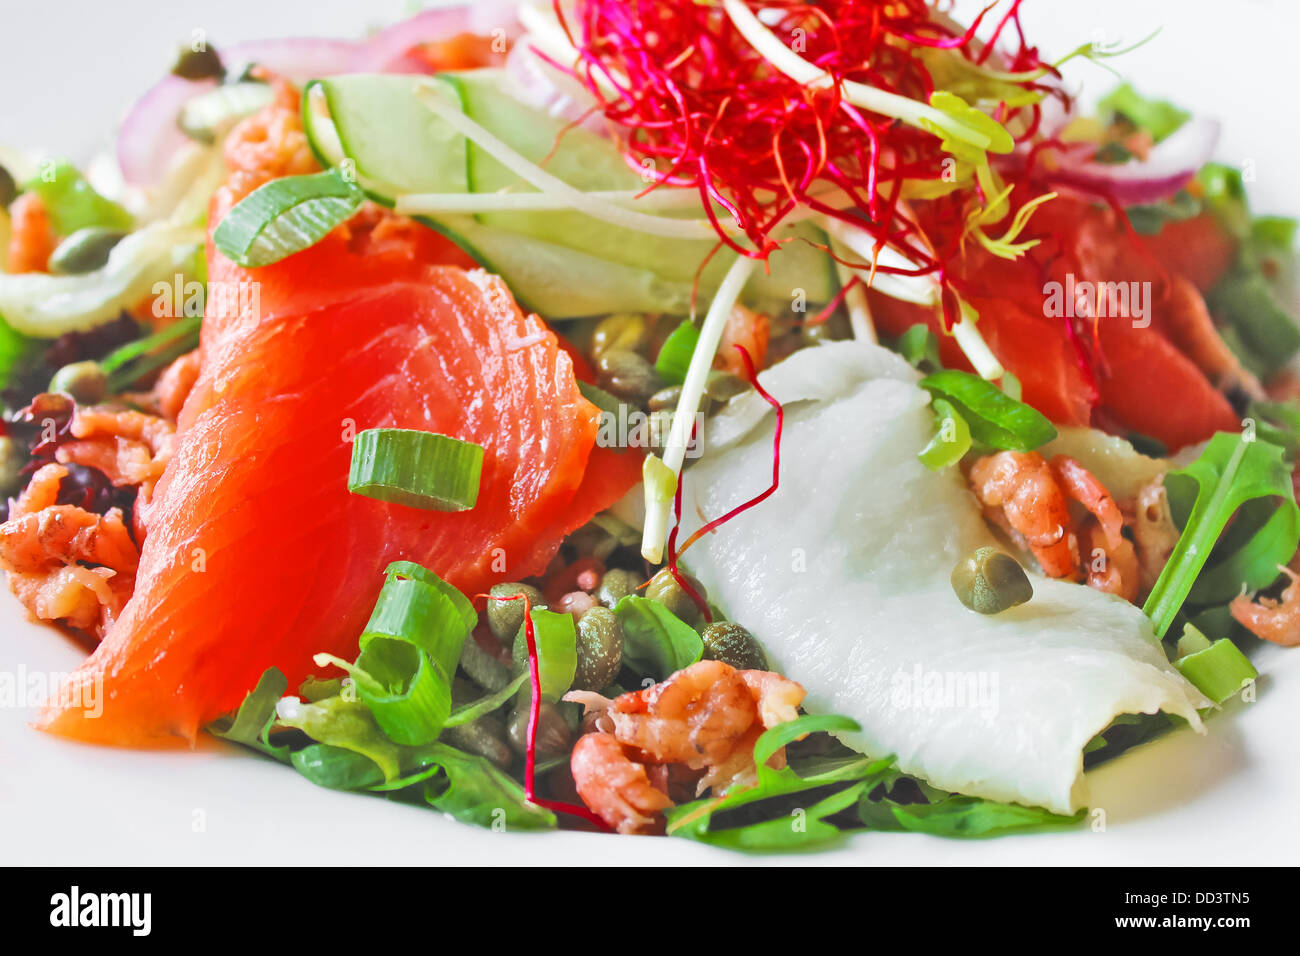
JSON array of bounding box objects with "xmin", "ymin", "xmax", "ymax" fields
[
  {"xmin": 348, "ymin": 428, "xmax": 484, "ymax": 512},
  {"xmin": 213, "ymin": 167, "xmax": 364, "ymax": 267}
]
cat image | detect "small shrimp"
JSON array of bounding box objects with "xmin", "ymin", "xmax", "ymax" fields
[
  {"xmin": 738, "ymin": 669, "xmax": 806, "ymax": 729},
  {"xmin": 570, "ymin": 732, "xmax": 675, "ymax": 835},
  {"xmin": 1133, "ymin": 475, "xmax": 1179, "ymax": 592},
  {"xmin": 151, "ymin": 350, "xmax": 201, "ymax": 422},
  {"xmin": 1230, "ymin": 563, "xmax": 1300, "ymax": 647},
  {"xmin": 969, "ymin": 451, "xmax": 1077, "ymax": 578},
  {"xmin": 1080, "ymin": 520, "xmax": 1140, "ymax": 603},
  {"xmin": 55, "ymin": 406, "xmax": 176, "ymax": 493},
  {"xmin": 223, "ymin": 77, "xmax": 319, "ymax": 201},
  {"xmin": 0, "ymin": 505, "xmax": 138, "ymax": 576},
  {"xmin": 6, "ymin": 192, "xmax": 58, "ymax": 274},
  {"xmin": 714, "ymin": 305, "xmax": 770, "ymax": 378},
  {"xmin": 1050, "ymin": 455, "xmax": 1125, "ymax": 550},
  {"xmin": 610, "ymin": 659, "xmax": 756, "ymax": 768}
]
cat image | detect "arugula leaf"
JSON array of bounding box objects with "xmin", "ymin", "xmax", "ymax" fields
[
  {"xmin": 274, "ymin": 696, "xmax": 406, "ymax": 780},
  {"xmin": 919, "ymin": 369, "xmax": 1057, "ymax": 451},
  {"xmin": 291, "ymin": 743, "xmax": 385, "ymax": 790},
  {"xmin": 410, "ymin": 744, "xmax": 556, "ymax": 830},
  {"xmin": 666, "ymin": 714, "xmax": 894, "ymax": 850},
  {"xmin": 1143, "ymin": 433, "xmax": 1300, "ymax": 637},
  {"xmin": 887, "ymin": 795, "xmax": 1084, "ymax": 836},
  {"xmin": 208, "ymin": 667, "xmax": 292, "ymax": 762},
  {"xmin": 613, "ymin": 595, "xmax": 704, "ymax": 680},
  {"xmin": 1098, "ymin": 82, "xmax": 1189, "ymax": 142},
  {"xmin": 213, "ymin": 168, "xmax": 364, "ymax": 267}
]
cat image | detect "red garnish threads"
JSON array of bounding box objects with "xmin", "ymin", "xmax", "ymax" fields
[
  {"xmin": 554, "ymin": 0, "xmax": 1070, "ymax": 318},
  {"xmin": 666, "ymin": 345, "xmax": 783, "ymax": 614},
  {"xmin": 480, "ymin": 591, "xmax": 611, "ymax": 831}
]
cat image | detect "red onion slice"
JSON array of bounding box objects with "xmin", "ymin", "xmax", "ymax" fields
[
  {"xmin": 1040, "ymin": 116, "xmax": 1220, "ymax": 206},
  {"xmin": 117, "ymin": 74, "xmax": 217, "ymax": 187}
]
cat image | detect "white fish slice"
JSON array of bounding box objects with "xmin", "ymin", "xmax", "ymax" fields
[{"xmin": 679, "ymin": 341, "xmax": 1208, "ymax": 814}]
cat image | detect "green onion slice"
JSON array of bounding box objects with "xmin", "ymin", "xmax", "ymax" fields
[
  {"xmin": 360, "ymin": 574, "xmax": 470, "ymax": 680},
  {"xmin": 348, "ymin": 428, "xmax": 484, "ymax": 512},
  {"xmin": 213, "ymin": 168, "xmax": 364, "ymax": 267},
  {"xmin": 918, "ymin": 397, "xmax": 972, "ymax": 470},
  {"xmin": 1174, "ymin": 633, "xmax": 1257, "ymax": 705},
  {"xmin": 655, "ymin": 320, "xmax": 701, "ymax": 386},
  {"xmin": 919, "ymin": 369, "xmax": 1057, "ymax": 452}
]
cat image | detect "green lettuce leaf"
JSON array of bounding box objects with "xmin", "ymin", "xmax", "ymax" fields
[{"xmin": 614, "ymin": 595, "xmax": 704, "ymax": 680}]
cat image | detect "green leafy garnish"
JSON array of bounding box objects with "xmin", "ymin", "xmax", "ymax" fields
[
  {"xmin": 884, "ymin": 794, "xmax": 1084, "ymax": 836},
  {"xmin": 1143, "ymin": 433, "xmax": 1300, "ymax": 638},
  {"xmin": 919, "ymin": 369, "xmax": 1057, "ymax": 451},
  {"xmin": 1098, "ymin": 82, "xmax": 1189, "ymax": 142},
  {"xmin": 348, "ymin": 427, "xmax": 484, "ymax": 512},
  {"xmin": 515, "ymin": 608, "xmax": 578, "ymax": 701},
  {"xmin": 613, "ymin": 594, "xmax": 704, "ymax": 680},
  {"xmin": 24, "ymin": 160, "xmax": 133, "ymax": 235},
  {"xmin": 655, "ymin": 320, "xmax": 701, "ymax": 386},
  {"xmin": 213, "ymin": 168, "xmax": 364, "ymax": 267},
  {"xmin": 208, "ymin": 667, "xmax": 292, "ymax": 762},
  {"xmin": 895, "ymin": 323, "xmax": 942, "ymax": 372}
]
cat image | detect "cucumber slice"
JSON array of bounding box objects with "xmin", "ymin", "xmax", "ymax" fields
[
  {"xmin": 428, "ymin": 216, "xmax": 695, "ymax": 317},
  {"xmin": 303, "ymin": 75, "xmax": 467, "ymax": 197},
  {"xmin": 299, "ymin": 70, "xmax": 838, "ymax": 315}
]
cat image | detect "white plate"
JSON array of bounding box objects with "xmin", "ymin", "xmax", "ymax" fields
[{"xmin": 3, "ymin": 0, "xmax": 1299, "ymax": 865}]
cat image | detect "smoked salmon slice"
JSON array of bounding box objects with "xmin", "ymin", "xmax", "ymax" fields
[{"xmin": 38, "ymin": 205, "xmax": 642, "ymax": 746}]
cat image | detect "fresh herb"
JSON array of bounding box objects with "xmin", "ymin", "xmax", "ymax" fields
[
  {"xmin": 208, "ymin": 667, "xmax": 292, "ymax": 761},
  {"xmin": 919, "ymin": 369, "xmax": 1057, "ymax": 451},
  {"xmin": 213, "ymin": 168, "xmax": 365, "ymax": 267},
  {"xmin": 348, "ymin": 427, "xmax": 484, "ymax": 512},
  {"xmin": 883, "ymin": 793, "xmax": 1084, "ymax": 836},
  {"xmin": 613, "ymin": 594, "xmax": 704, "ymax": 680},
  {"xmin": 1143, "ymin": 433, "xmax": 1300, "ymax": 638},
  {"xmin": 1098, "ymin": 83, "xmax": 1189, "ymax": 142},
  {"xmin": 918, "ymin": 396, "xmax": 971, "ymax": 470},
  {"xmin": 654, "ymin": 320, "xmax": 701, "ymax": 386}
]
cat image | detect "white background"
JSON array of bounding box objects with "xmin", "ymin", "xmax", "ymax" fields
[{"xmin": 2, "ymin": 1, "xmax": 1298, "ymax": 865}]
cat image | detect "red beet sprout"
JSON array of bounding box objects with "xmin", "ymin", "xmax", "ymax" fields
[{"xmin": 556, "ymin": 0, "xmax": 1071, "ymax": 323}]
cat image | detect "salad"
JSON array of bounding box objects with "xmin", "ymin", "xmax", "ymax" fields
[{"xmin": 1, "ymin": 0, "xmax": 1297, "ymax": 850}]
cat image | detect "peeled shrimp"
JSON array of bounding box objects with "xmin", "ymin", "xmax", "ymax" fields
[
  {"xmin": 1230, "ymin": 563, "xmax": 1300, "ymax": 647},
  {"xmin": 1133, "ymin": 476, "xmax": 1180, "ymax": 592},
  {"xmin": 570, "ymin": 732, "xmax": 674, "ymax": 835},
  {"xmin": 1051, "ymin": 455, "xmax": 1124, "ymax": 550},
  {"xmin": 739, "ymin": 669, "xmax": 806, "ymax": 729},
  {"xmin": 969, "ymin": 451, "xmax": 1077, "ymax": 578},
  {"xmin": 610, "ymin": 659, "xmax": 756, "ymax": 767},
  {"xmin": 1080, "ymin": 520, "xmax": 1139, "ymax": 603}
]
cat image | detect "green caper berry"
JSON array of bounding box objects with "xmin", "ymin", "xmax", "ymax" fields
[
  {"xmin": 951, "ymin": 547, "xmax": 1033, "ymax": 615},
  {"xmin": 596, "ymin": 568, "xmax": 642, "ymax": 609},
  {"xmin": 574, "ymin": 606, "xmax": 623, "ymax": 690},
  {"xmin": 645, "ymin": 567, "xmax": 706, "ymax": 625},
  {"xmin": 704, "ymin": 370, "xmax": 750, "ymax": 403},
  {"xmin": 701, "ymin": 622, "xmax": 768, "ymax": 670},
  {"xmin": 458, "ymin": 635, "xmax": 513, "ymax": 693},
  {"xmin": 596, "ymin": 348, "xmax": 662, "ymax": 405},
  {"xmin": 487, "ymin": 582, "xmax": 544, "ymax": 643},
  {"xmin": 648, "ymin": 385, "xmax": 684, "ymax": 412},
  {"xmin": 590, "ymin": 313, "xmax": 645, "ymax": 359},
  {"xmin": 0, "ymin": 164, "xmax": 15, "ymax": 208},
  {"xmin": 443, "ymin": 715, "xmax": 512, "ymax": 769},
  {"xmin": 47, "ymin": 228, "xmax": 127, "ymax": 275},
  {"xmin": 48, "ymin": 361, "xmax": 108, "ymax": 405},
  {"xmin": 171, "ymin": 44, "xmax": 225, "ymax": 81},
  {"xmin": 507, "ymin": 700, "xmax": 572, "ymax": 757}
]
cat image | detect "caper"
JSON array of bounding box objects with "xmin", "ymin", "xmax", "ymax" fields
[
  {"xmin": 171, "ymin": 44, "xmax": 225, "ymax": 80},
  {"xmin": 701, "ymin": 622, "xmax": 768, "ymax": 670},
  {"xmin": 596, "ymin": 348, "xmax": 662, "ymax": 405},
  {"xmin": 48, "ymin": 361, "xmax": 108, "ymax": 404},
  {"xmin": 487, "ymin": 582, "xmax": 544, "ymax": 642},
  {"xmin": 951, "ymin": 547, "xmax": 1033, "ymax": 614},
  {"xmin": 574, "ymin": 606, "xmax": 623, "ymax": 690},
  {"xmin": 507, "ymin": 700, "xmax": 573, "ymax": 757},
  {"xmin": 459, "ymin": 634, "xmax": 513, "ymax": 693},
  {"xmin": 596, "ymin": 568, "xmax": 642, "ymax": 608},
  {"xmin": 443, "ymin": 715, "xmax": 512, "ymax": 769},
  {"xmin": 0, "ymin": 164, "xmax": 15, "ymax": 208},
  {"xmin": 590, "ymin": 313, "xmax": 645, "ymax": 359},
  {"xmin": 704, "ymin": 370, "xmax": 750, "ymax": 403},
  {"xmin": 645, "ymin": 567, "xmax": 707, "ymax": 625},
  {"xmin": 47, "ymin": 228, "xmax": 127, "ymax": 275}
]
